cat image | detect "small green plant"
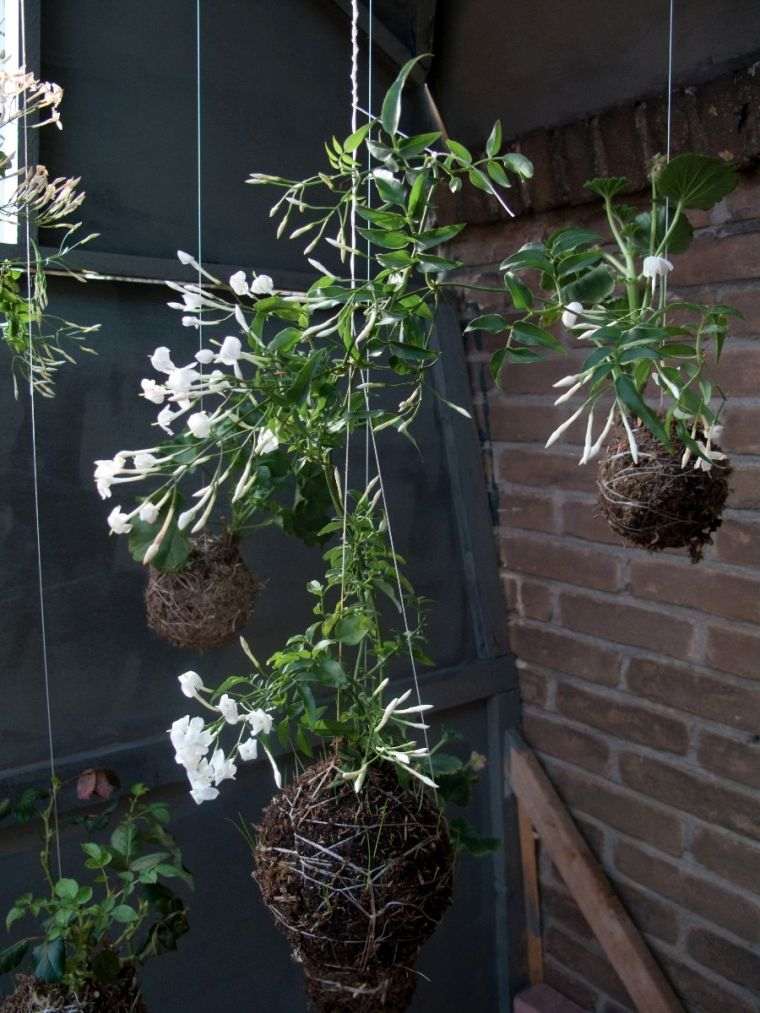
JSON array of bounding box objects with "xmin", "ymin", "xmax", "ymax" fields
[{"xmin": 0, "ymin": 777, "xmax": 191, "ymax": 995}]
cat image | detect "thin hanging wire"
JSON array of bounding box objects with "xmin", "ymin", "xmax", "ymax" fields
[
  {"xmin": 662, "ymin": 0, "xmax": 675, "ymax": 311},
  {"xmin": 19, "ymin": 0, "xmax": 62, "ymax": 877},
  {"xmin": 363, "ymin": 2, "xmax": 373, "ymax": 486},
  {"xmin": 195, "ymin": 0, "xmax": 204, "ymax": 408}
]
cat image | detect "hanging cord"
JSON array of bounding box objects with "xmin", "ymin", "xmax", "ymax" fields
[
  {"xmin": 363, "ymin": 2, "xmax": 373, "ymax": 486},
  {"xmin": 19, "ymin": 0, "xmax": 62, "ymax": 878},
  {"xmin": 195, "ymin": 0, "xmax": 204, "ymax": 407},
  {"xmin": 661, "ymin": 0, "xmax": 675, "ymax": 311}
]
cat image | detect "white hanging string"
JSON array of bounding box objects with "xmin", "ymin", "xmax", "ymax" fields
[
  {"xmin": 19, "ymin": 0, "xmax": 62, "ymax": 877},
  {"xmin": 347, "ymin": 3, "xmax": 434, "ymax": 777},
  {"xmin": 195, "ymin": 0, "xmax": 204, "ymax": 407},
  {"xmin": 662, "ymin": 0, "xmax": 675, "ymax": 310}
]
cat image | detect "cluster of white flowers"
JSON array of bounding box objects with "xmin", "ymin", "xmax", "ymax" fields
[
  {"xmin": 9, "ymin": 165, "xmax": 85, "ymax": 226},
  {"xmin": 681, "ymin": 421, "xmax": 727, "ymax": 473},
  {"xmin": 0, "ymin": 67, "xmax": 63, "ymax": 132},
  {"xmin": 171, "ymin": 670, "xmax": 277, "ymax": 804}
]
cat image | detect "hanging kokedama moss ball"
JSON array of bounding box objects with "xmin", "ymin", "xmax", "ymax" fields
[
  {"xmin": 1, "ymin": 970, "xmax": 147, "ymax": 1012},
  {"xmin": 145, "ymin": 532, "xmax": 261, "ymax": 650},
  {"xmin": 597, "ymin": 424, "xmax": 731, "ymax": 563},
  {"xmin": 254, "ymin": 756, "xmax": 454, "ymax": 1013}
]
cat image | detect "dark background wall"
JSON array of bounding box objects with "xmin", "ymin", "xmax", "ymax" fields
[{"xmin": 0, "ymin": 2, "xmax": 520, "ymax": 1011}]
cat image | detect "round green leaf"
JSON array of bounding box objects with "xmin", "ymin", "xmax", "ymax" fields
[{"xmin": 656, "ymin": 154, "xmax": 737, "ymax": 210}]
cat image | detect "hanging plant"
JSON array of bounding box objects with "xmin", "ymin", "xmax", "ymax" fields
[
  {"xmin": 95, "ymin": 52, "xmax": 516, "ymax": 1008},
  {"xmin": 0, "ymin": 66, "xmax": 99, "ymax": 397},
  {"xmin": 0, "ymin": 775, "xmax": 191, "ymax": 1012},
  {"xmin": 468, "ymin": 154, "xmax": 738, "ymax": 561}
]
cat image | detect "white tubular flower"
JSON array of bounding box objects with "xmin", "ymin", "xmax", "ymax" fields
[
  {"xmin": 250, "ymin": 274, "xmax": 274, "ymax": 296},
  {"xmin": 234, "ymin": 305, "xmax": 248, "ymax": 332},
  {"xmin": 393, "ymin": 703, "xmax": 434, "ymax": 715},
  {"xmin": 229, "ymin": 270, "xmax": 249, "ymax": 296},
  {"xmin": 177, "ymin": 249, "xmax": 199, "ymax": 268},
  {"xmin": 157, "ymin": 405, "xmax": 179, "ymax": 434},
  {"xmin": 261, "ymin": 743, "xmax": 282, "ymax": 789},
  {"xmin": 619, "ymin": 408, "xmax": 639, "ymax": 464},
  {"xmin": 138, "ymin": 501, "xmax": 160, "ymax": 524},
  {"xmin": 642, "ymin": 255, "xmax": 673, "ymax": 292},
  {"xmin": 195, "ymin": 348, "xmax": 215, "ymax": 365},
  {"xmin": 107, "ymin": 506, "xmax": 132, "ymax": 534},
  {"xmin": 94, "ymin": 455, "xmax": 125, "ymax": 499},
  {"xmin": 375, "ymin": 689, "xmax": 412, "ymax": 732},
  {"xmin": 354, "ymin": 763, "xmax": 369, "ymax": 794},
  {"xmin": 586, "ymin": 403, "xmax": 616, "ymax": 462},
  {"xmin": 141, "ymin": 378, "xmax": 166, "ymax": 404},
  {"xmin": 166, "ymin": 366, "xmax": 201, "ymax": 400},
  {"xmin": 169, "ymin": 715, "xmax": 213, "ymax": 765},
  {"xmin": 216, "ymin": 335, "xmax": 242, "ymax": 366},
  {"xmin": 561, "ymin": 301, "xmax": 583, "ymax": 328},
  {"xmin": 150, "ymin": 346, "xmax": 175, "ymax": 374},
  {"xmin": 371, "ymin": 678, "xmax": 390, "ymax": 698},
  {"xmin": 190, "ymin": 783, "xmax": 219, "ymax": 805},
  {"xmin": 133, "ymin": 451, "xmax": 159, "ymax": 473},
  {"xmin": 209, "ymin": 749, "xmax": 237, "ymax": 785},
  {"xmin": 579, "ymin": 408, "xmax": 596, "ymax": 465},
  {"xmin": 705, "ymin": 423, "xmax": 724, "ymax": 442},
  {"xmin": 254, "ymin": 427, "xmax": 279, "ymax": 455},
  {"xmin": 247, "ymin": 708, "xmax": 274, "ymax": 736},
  {"xmin": 187, "ymin": 411, "xmax": 212, "ymax": 439},
  {"xmin": 178, "ymin": 670, "xmax": 205, "ymax": 699},
  {"xmin": 238, "ymin": 737, "xmax": 259, "ymax": 761},
  {"xmin": 554, "ymin": 381, "xmax": 584, "ymax": 406},
  {"xmin": 182, "ymin": 315, "xmax": 202, "ymax": 329},
  {"xmin": 576, "ymin": 326, "xmax": 600, "ymax": 341},
  {"xmin": 553, "ymin": 372, "xmax": 584, "ymax": 388},
  {"xmin": 693, "ymin": 444, "xmax": 727, "ymax": 473},
  {"xmin": 545, "ymin": 403, "xmax": 586, "ymax": 448},
  {"xmin": 681, "ymin": 445, "xmax": 693, "ymax": 469},
  {"xmin": 217, "ymin": 694, "xmax": 241, "ymax": 725}
]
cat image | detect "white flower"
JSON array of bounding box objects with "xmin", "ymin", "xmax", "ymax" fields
[
  {"xmin": 693, "ymin": 444, "xmax": 727, "ymax": 473},
  {"xmin": 238, "ymin": 737, "xmax": 259, "ymax": 761},
  {"xmin": 195, "ymin": 348, "xmax": 215, "ymax": 365},
  {"xmin": 187, "ymin": 411, "xmax": 212, "ymax": 439},
  {"xmin": 254, "ymin": 427, "xmax": 279, "ymax": 455},
  {"xmin": 217, "ymin": 693, "xmax": 241, "ymax": 725},
  {"xmin": 157, "ymin": 405, "xmax": 179, "ymax": 434},
  {"xmin": 170, "ymin": 715, "xmax": 213, "ymax": 767},
  {"xmin": 107, "ymin": 506, "xmax": 132, "ymax": 534},
  {"xmin": 561, "ymin": 301, "xmax": 583, "ymax": 328},
  {"xmin": 177, "ymin": 249, "xmax": 199, "ymax": 268},
  {"xmin": 190, "ymin": 783, "xmax": 219, "ymax": 805},
  {"xmin": 216, "ymin": 335, "xmax": 242, "ymax": 365},
  {"xmin": 209, "ymin": 748, "xmax": 237, "ymax": 785},
  {"xmin": 134, "ymin": 451, "xmax": 158, "ymax": 473},
  {"xmin": 150, "ymin": 346, "xmax": 175, "ymax": 374},
  {"xmin": 373, "ymin": 167, "xmax": 396, "ymax": 185},
  {"xmin": 577, "ymin": 326, "xmax": 600, "ymax": 341},
  {"xmin": 545, "ymin": 404, "xmax": 587, "ymax": 448},
  {"xmin": 247, "ymin": 708, "xmax": 273, "ymax": 736},
  {"xmin": 166, "ymin": 366, "xmax": 200, "ymax": 400},
  {"xmin": 642, "ymin": 255, "xmax": 673, "ymax": 292},
  {"xmin": 94, "ymin": 455, "xmax": 125, "ymax": 499},
  {"xmin": 250, "ymin": 274, "xmax": 274, "ymax": 296},
  {"xmin": 374, "ymin": 689, "xmax": 412, "ymax": 732},
  {"xmin": 182, "ymin": 315, "xmax": 201, "ymax": 329},
  {"xmin": 178, "ymin": 670, "xmax": 205, "ymax": 699},
  {"xmin": 229, "ymin": 270, "xmax": 249, "ymax": 296},
  {"xmin": 554, "ymin": 381, "xmax": 584, "ymax": 405},
  {"xmin": 138, "ymin": 502, "xmax": 160, "ymax": 524},
  {"xmin": 387, "ymin": 271, "xmax": 406, "ymax": 289},
  {"xmin": 705, "ymin": 423, "xmax": 724, "ymax": 442},
  {"xmin": 141, "ymin": 379, "xmax": 166, "ymax": 404}
]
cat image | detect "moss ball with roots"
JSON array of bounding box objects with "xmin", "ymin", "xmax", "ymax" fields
[
  {"xmin": 145, "ymin": 532, "xmax": 261, "ymax": 650},
  {"xmin": 597, "ymin": 424, "xmax": 730, "ymax": 563},
  {"xmin": 253, "ymin": 756, "xmax": 454, "ymax": 1012},
  {"xmin": 0, "ymin": 971, "xmax": 146, "ymax": 1012}
]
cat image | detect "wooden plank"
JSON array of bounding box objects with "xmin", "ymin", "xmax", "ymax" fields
[
  {"xmin": 508, "ymin": 733, "xmax": 684, "ymax": 1013},
  {"xmin": 517, "ymin": 801, "xmax": 544, "ymax": 985}
]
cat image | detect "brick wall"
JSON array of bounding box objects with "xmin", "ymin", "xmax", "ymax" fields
[{"xmin": 446, "ymin": 69, "xmax": 760, "ymax": 1013}]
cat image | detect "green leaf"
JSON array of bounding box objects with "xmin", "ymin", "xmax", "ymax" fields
[
  {"xmin": 0, "ymin": 939, "xmax": 29, "ymax": 975},
  {"xmin": 373, "ymin": 172, "xmax": 407, "ymax": 207},
  {"xmin": 557, "ymin": 250, "xmax": 603, "ymax": 279},
  {"xmin": 502, "ymin": 152, "xmax": 533, "ymax": 179},
  {"xmin": 512, "ymin": 321, "xmax": 563, "ymax": 351},
  {"xmin": 503, "ymin": 273, "xmax": 533, "ymax": 310},
  {"xmin": 486, "ymin": 119, "xmax": 502, "ymax": 158},
  {"xmin": 445, "ymin": 138, "xmax": 473, "ymax": 165},
  {"xmin": 585, "ymin": 176, "xmax": 628, "ymax": 200},
  {"xmin": 397, "ymin": 131, "xmax": 441, "ymax": 158},
  {"xmin": 343, "ymin": 122, "xmax": 369, "ymax": 153},
  {"xmin": 54, "ymin": 878, "xmax": 79, "ymax": 902},
  {"xmin": 615, "ymin": 375, "xmax": 668, "ymax": 444},
  {"xmin": 486, "ymin": 160, "xmax": 511, "ymax": 188},
  {"xmin": 500, "ymin": 244, "xmax": 551, "ymax": 274},
  {"xmin": 356, "ymin": 227, "xmax": 410, "ymax": 250},
  {"xmin": 562, "ymin": 265, "xmax": 615, "ymax": 305},
  {"xmin": 467, "ymin": 167, "xmax": 492, "ymax": 193},
  {"xmin": 549, "ymin": 228, "xmax": 601, "ymax": 255},
  {"xmin": 128, "ymin": 514, "xmax": 191, "ymax": 572},
  {"xmin": 380, "ymin": 54, "xmax": 428, "ymax": 136},
  {"xmin": 110, "ymin": 823, "xmax": 136, "ymax": 858},
  {"xmin": 632, "ymin": 207, "xmax": 693, "ymax": 255},
  {"xmin": 333, "ymin": 613, "xmax": 372, "ymax": 645},
  {"xmin": 111, "ymin": 904, "xmax": 138, "ymax": 924},
  {"xmin": 464, "ymin": 314, "xmax": 508, "ymax": 334},
  {"xmin": 268, "ymin": 326, "xmax": 303, "ymax": 352},
  {"xmin": 407, "ymin": 170, "xmax": 429, "ymax": 218},
  {"xmin": 449, "ymin": 818, "xmax": 499, "ymax": 857},
  {"xmin": 657, "ymin": 154, "xmax": 737, "ymax": 210},
  {"xmin": 416, "ymin": 254, "xmax": 462, "ymax": 274},
  {"xmin": 416, "ymin": 223, "xmax": 465, "ymax": 249},
  {"xmin": 33, "ymin": 938, "xmax": 64, "ymax": 983},
  {"xmin": 356, "ymin": 206, "xmax": 406, "ymax": 229}
]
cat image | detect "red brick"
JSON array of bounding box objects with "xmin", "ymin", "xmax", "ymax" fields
[
  {"xmin": 630, "ymin": 557, "xmax": 760, "ymax": 624},
  {"xmin": 610, "ymin": 877, "xmax": 680, "ymax": 946},
  {"xmin": 508, "ymin": 622, "xmax": 621, "ymax": 686},
  {"xmin": 560, "ymin": 497, "xmax": 625, "ymax": 547},
  {"xmin": 546, "ymin": 761, "xmax": 684, "ymax": 856},
  {"xmin": 687, "ymin": 928, "xmax": 760, "ymax": 994},
  {"xmin": 722, "ymin": 404, "xmax": 760, "ymax": 454},
  {"xmin": 692, "ymin": 826, "xmax": 760, "ymax": 897},
  {"xmin": 560, "ymin": 591, "xmax": 695, "ymax": 659},
  {"xmin": 619, "ymin": 752, "xmax": 760, "ymax": 842},
  {"xmin": 705, "ymin": 623, "xmax": 760, "ymax": 681},
  {"xmin": 499, "ymin": 350, "xmax": 586, "ymax": 397},
  {"xmin": 490, "ymin": 399, "xmax": 575, "ymax": 446},
  {"xmin": 556, "ymin": 683, "xmax": 689, "ymax": 755},
  {"xmin": 542, "ymin": 882, "xmax": 594, "ymax": 943},
  {"xmin": 626, "ymin": 656, "xmax": 760, "ymax": 735},
  {"xmin": 502, "ymin": 533, "xmax": 623, "ymax": 592},
  {"xmin": 523, "ymin": 711, "xmax": 610, "ymax": 775},
  {"xmin": 517, "ymin": 662, "xmax": 550, "ymax": 707},
  {"xmin": 503, "ymin": 573, "xmax": 554, "ymax": 621},
  {"xmin": 498, "ymin": 488, "xmax": 556, "ymax": 533},
  {"xmin": 544, "ymin": 927, "xmax": 632, "ymax": 1007},
  {"xmin": 727, "ymin": 464, "xmax": 760, "ymax": 508},
  {"xmin": 713, "ymin": 516, "xmax": 760, "ymax": 568},
  {"xmin": 543, "ymin": 958, "xmax": 600, "ymax": 1012},
  {"xmin": 697, "ymin": 730, "xmax": 760, "ymax": 789},
  {"xmin": 497, "ymin": 447, "xmax": 597, "ymax": 493},
  {"xmin": 514, "ymin": 983, "xmax": 588, "ymax": 1013},
  {"xmin": 614, "ymin": 840, "xmax": 760, "ymax": 943},
  {"xmin": 682, "ymin": 283, "xmax": 760, "ymax": 338},
  {"xmin": 676, "ymin": 230, "xmax": 760, "ymax": 287},
  {"xmin": 712, "ymin": 342, "xmax": 760, "ymax": 395},
  {"xmin": 662, "ymin": 955, "xmax": 755, "ymax": 1013}
]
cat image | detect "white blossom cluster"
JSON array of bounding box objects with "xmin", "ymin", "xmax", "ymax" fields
[
  {"xmin": 8, "ymin": 164, "xmax": 85, "ymax": 226},
  {"xmin": 170, "ymin": 669, "xmax": 278, "ymax": 804},
  {"xmin": 0, "ymin": 66, "xmax": 63, "ymax": 132},
  {"xmin": 93, "ymin": 253, "xmax": 279, "ymax": 561}
]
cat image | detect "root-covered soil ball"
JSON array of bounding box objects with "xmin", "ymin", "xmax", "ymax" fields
[
  {"xmin": 1, "ymin": 970, "xmax": 146, "ymax": 1012},
  {"xmin": 597, "ymin": 424, "xmax": 730, "ymax": 562},
  {"xmin": 145, "ymin": 532, "xmax": 260, "ymax": 650},
  {"xmin": 254, "ymin": 757, "xmax": 454, "ymax": 1012}
]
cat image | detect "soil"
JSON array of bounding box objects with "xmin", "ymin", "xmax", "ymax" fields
[
  {"xmin": 254, "ymin": 756, "xmax": 454, "ymax": 1012},
  {"xmin": 1, "ymin": 970, "xmax": 146, "ymax": 1012}
]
